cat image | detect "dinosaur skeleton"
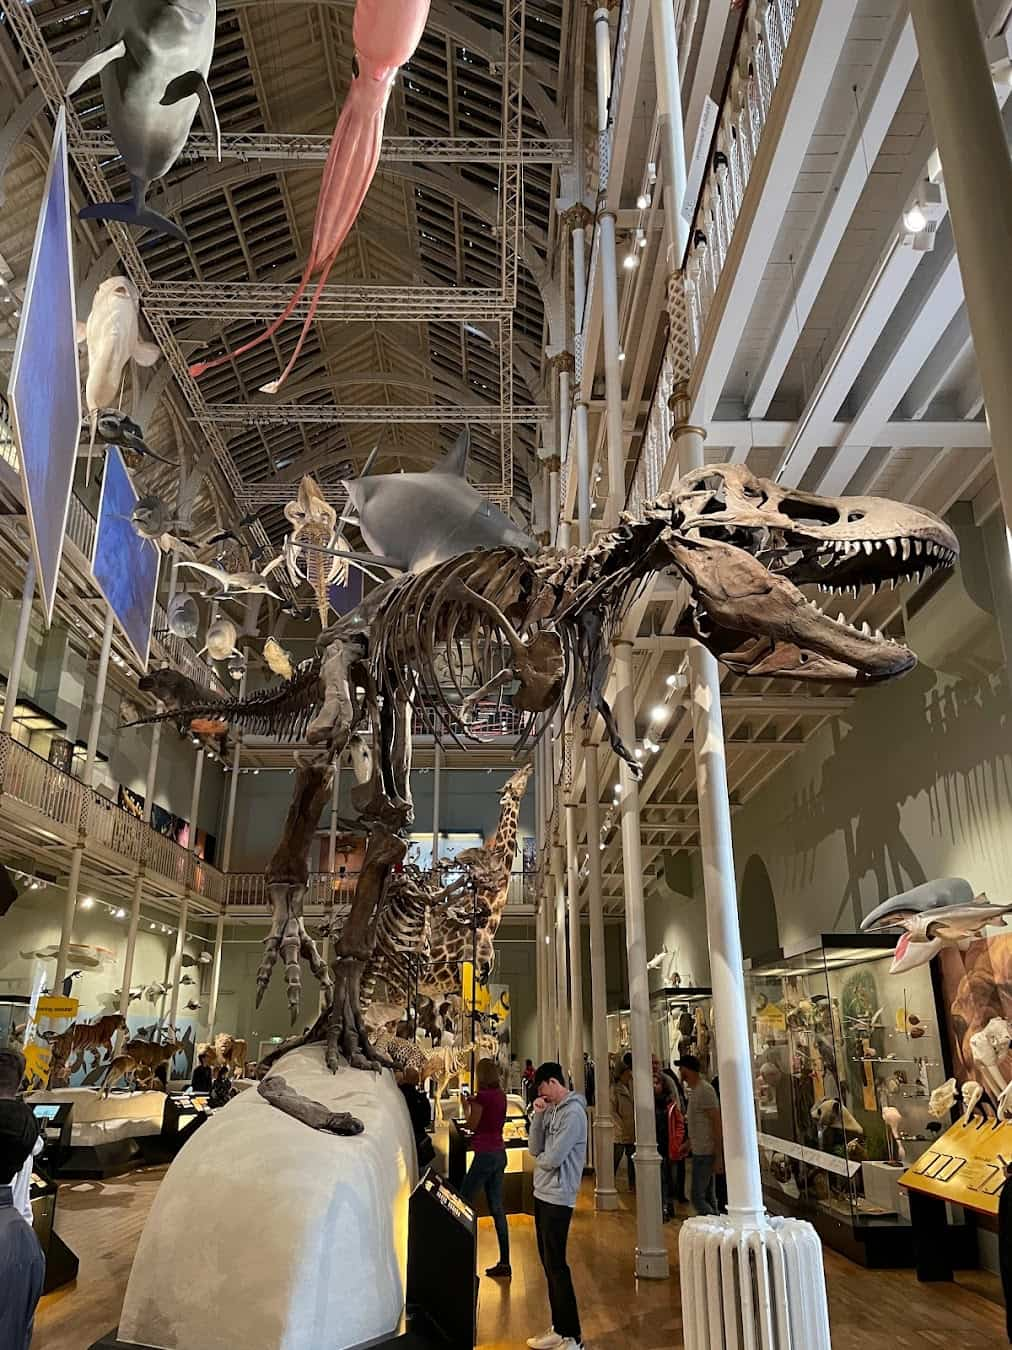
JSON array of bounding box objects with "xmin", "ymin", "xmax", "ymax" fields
[{"xmin": 131, "ymin": 465, "xmax": 958, "ymax": 1088}]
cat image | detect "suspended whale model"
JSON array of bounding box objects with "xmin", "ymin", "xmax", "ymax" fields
[{"xmin": 66, "ymin": 0, "xmax": 221, "ymax": 241}]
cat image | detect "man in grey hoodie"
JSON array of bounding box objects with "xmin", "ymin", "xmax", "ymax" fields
[{"xmin": 526, "ymin": 1061, "xmax": 588, "ymax": 1350}]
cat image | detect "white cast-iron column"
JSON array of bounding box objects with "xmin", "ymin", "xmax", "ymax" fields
[
  {"xmin": 206, "ymin": 911, "xmax": 226, "ymax": 1037},
  {"xmin": 565, "ymin": 797, "xmax": 585, "ymax": 1094},
  {"xmin": 117, "ymin": 713, "xmax": 162, "ymax": 1039},
  {"xmin": 613, "ymin": 638, "xmax": 668, "ymax": 1278},
  {"xmin": 593, "ymin": 6, "xmax": 627, "ymax": 527},
  {"xmin": 552, "ymin": 841, "xmax": 570, "ymax": 1076},
  {"xmin": 910, "ymin": 1, "xmax": 1012, "ymax": 526},
  {"xmin": 567, "ymin": 202, "xmax": 595, "ymax": 547},
  {"xmin": 583, "ymin": 737, "xmax": 617, "ymax": 1208},
  {"xmin": 431, "ymin": 741, "xmax": 441, "ymax": 869},
  {"xmin": 55, "ymin": 606, "xmax": 115, "ymax": 990}
]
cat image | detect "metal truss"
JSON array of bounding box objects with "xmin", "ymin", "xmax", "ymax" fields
[
  {"xmin": 204, "ymin": 403, "xmax": 550, "ymax": 426},
  {"xmin": 2, "ymin": 1, "xmax": 279, "ymax": 564},
  {"xmin": 75, "ymin": 130, "xmax": 572, "ymax": 166},
  {"xmin": 144, "ymin": 283, "xmax": 508, "ymax": 322}
]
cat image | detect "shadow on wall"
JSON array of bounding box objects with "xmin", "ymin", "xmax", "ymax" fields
[
  {"xmin": 766, "ymin": 666, "xmax": 1012, "ymax": 931},
  {"xmin": 738, "ymin": 854, "xmax": 780, "ymax": 961}
]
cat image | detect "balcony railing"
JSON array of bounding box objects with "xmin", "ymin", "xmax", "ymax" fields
[
  {"xmin": 0, "ymin": 732, "xmax": 226, "ymax": 904},
  {"xmin": 683, "ymin": 0, "xmax": 802, "ymax": 359},
  {"xmin": 625, "ymin": 0, "xmax": 802, "ymax": 513},
  {"xmin": 224, "ymin": 868, "xmax": 538, "ymax": 912}
]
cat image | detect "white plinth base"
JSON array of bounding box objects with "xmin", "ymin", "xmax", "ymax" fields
[
  {"xmin": 119, "ymin": 1045, "xmax": 417, "ymax": 1350},
  {"xmin": 678, "ymin": 1215, "xmax": 831, "ymax": 1350}
]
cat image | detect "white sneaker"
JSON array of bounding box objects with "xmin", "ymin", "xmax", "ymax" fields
[
  {"xmin": 557, "ymin": 1340, "xmax": 584, "ymax": 1350},
  {"xmin": 527, "ymin": 1332, "xmax": 563, "ymax": 1349}
]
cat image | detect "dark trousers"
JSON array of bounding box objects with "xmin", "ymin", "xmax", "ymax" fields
[
  {"xmin": 534, "ymin": 1198, "xmax": 581, "ymax": 1342},
  {"xmin": 613, "ymin": 1141, "xmax": 635, "ymax": 1188},
  {"xmin": 0, "ymin": 1187, "xmax": 45, "ymax": 1350},
  {"xmin": 671, "ymin": 1157, "xmax": 687, "ymax": 1202},
  {"xmin": 461, "ymin": 1149, "xmax": 510, "ymax": 1266}
]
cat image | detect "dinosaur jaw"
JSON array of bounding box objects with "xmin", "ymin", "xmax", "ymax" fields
[{"xmin": 666, "ymin": 534, "xmax": 917, "ymax": 683}]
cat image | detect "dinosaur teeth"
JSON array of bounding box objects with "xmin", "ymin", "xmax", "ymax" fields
[
  {"xmin": 901, "ymin": 539, "xmax": 911, "ymax": 561},
  {"xmin": 862, "ymin": 540, "xmax": 873, "ymax": 555},
  {"xmin": 886, "ymin": 539, "xmax": 897, "ymax": 557},
  {"xmin": 836, "ymin": 612, "xmax": 846, "ymax": 625}
]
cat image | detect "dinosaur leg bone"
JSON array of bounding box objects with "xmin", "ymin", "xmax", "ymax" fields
[
  {"xmin": 256, "ymin": 884, "xmax": 333, "ymax": 1023},
  {"xmin": 325, "ymin": 823, "xmax": 406, "ymax": 1072},
  {"xmin": 258, "ymin": 1073, "xmax": 364, "ymax": 1135},
  {"xmin": 307, "ymin": 636, "xmax": 363, "ymax": 752}
]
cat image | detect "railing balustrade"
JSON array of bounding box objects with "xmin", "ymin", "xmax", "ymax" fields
[
  {"xmin": 0, "ymin": 732, "xmax": 226, "ymax": 902},
  {"xmin": 624, "ymin": 0, "xmax": 802, "ymax": 513}
]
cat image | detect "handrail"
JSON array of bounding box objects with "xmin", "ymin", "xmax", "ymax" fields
[
  {"xmin": 0, "ymin": 732, "xmax": 227, "ymax": 904},
  {"xmin": 224, "ymin": 868, "xmax": 539, "ymax": 910},
  {"xmin": 0, "ymin": 731, "xmax": 534, "ymax": 915},
  {"xmin": 625, "ymin": 0, "xmax": 802, "ymax": 513},
  {"xmin": 683, "ymin": 0, "xmax": 802, "ymax": 360}
]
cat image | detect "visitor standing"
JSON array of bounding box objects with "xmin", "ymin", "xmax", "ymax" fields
[
  {"xmin": 0, "ymin": 1047, "xmax": 45, "ymax": 1350},
  {"xmin": 191, "ymin": 1051, "xmax": 213, "ymax": 1095},
  {"xmin": 677, "ymin": 1054, "xmax": 722, "ymax": 1216},
  {"xmin": 522, "ymin": 1058, "xmax": 535, "ymax": 1105},
  {"xmin": 527, "ymin": 1061, "xmax": 587, "ymax": 1350},
  {"xmin": 610, "ymin": 1059, "xmax": 636, "ymax": 1190},
  {"xmin": 460, "ymin": 1057, "xmax": 511, "ymax": 1279}
]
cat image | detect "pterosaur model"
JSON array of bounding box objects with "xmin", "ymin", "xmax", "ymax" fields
[
  {"xmin": 66, "ymin": 0, "xmax": 221, "ymax": 241},
  {"xmin": 130, "ymin": 466, "xmax": 959, "ymax": 1091}
]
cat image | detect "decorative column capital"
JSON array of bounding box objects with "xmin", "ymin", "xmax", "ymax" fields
[
  {"xmin": 585, "ymin": 0, "xmax": 620, "ymax": 10},
  {"xmin": 546, "ymin": 349, "xmax": 576, "ymax": 375},
  {"xmin": 541, "ymin": 454, "xmax": 562, "ymax": 473},
  {"xmin": 560, "ymin": 202, "xmax": 594, "ymax": 233}
]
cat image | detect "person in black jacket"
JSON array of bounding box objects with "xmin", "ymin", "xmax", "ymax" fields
[
  {"xmin": 0, "ymin": 1048, "xmax": 45, "ymax": 1350},
  {"xmin": 191, "ymin": 1051, "xmax": 213, "ymax": 1095},
  {"xmin": 397, "ymin": 1068, "xmax": 435, "ymax": 1168}
]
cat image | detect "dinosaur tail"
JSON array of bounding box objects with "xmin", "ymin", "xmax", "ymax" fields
[
  {"xmin": 124, "ymin": 661, "xmax": 323, "ymax": 740},
  {"xmin": 78, "ymin": 200, "xmax": 188, "ymax": 243}
]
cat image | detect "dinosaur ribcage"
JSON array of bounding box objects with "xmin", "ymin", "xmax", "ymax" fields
[{"xmin": 362, "ymin": 875, "xmax": 431, "ymax": 1006}]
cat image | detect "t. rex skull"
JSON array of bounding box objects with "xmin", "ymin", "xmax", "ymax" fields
[{"xmin": 654, "ymin": 464, "xmax": 959, "ymax": 683}]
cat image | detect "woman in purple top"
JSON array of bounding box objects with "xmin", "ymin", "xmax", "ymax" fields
[{"xmin": 461, "ymin": 1057, "xmax": 511, "ymax": 1279}]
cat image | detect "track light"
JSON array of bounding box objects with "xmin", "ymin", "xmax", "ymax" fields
[
  {"xmin": 636, "ymin": 192, "xmax": 650, "ymax": 210},
  {"xmin": 623, "ymin": 251, "xmax": 638, "ymax": 270},
  {"xmin": 651, "ymin": 704, "xmax": 668, "ymax": 723},
  {"xmin": 114, "ymin": 907, "xmax": 126, "ymax": 919},
  {"xmin": 903, "ymin": 205, "xmax": 926, "ymax": 233},
  {"xmin": 81, "ymin": 896, "xmax": 94, "ymax": 909}
]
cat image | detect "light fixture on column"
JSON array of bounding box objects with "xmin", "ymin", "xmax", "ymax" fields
[{"xmin": 901, "ymin": 180, "xmax": 944, "ymax": 250}]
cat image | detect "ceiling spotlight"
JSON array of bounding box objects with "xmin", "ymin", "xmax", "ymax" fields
[
  {"xmin": 618, "ymin": 351, "xmax": 626, "ymax": 363},
  {"xmin": 114, "ymin": 907, "xmax": 126, "ymax": 919},
  {"xmin": 636, "ymin": 192, "xmax": 650, "ymax": 210},
  {"xmin": 150, "ymin": 922, "xmax": 157, "ymax": 930},
  {"xmin": 637, "ymin": 231, "xmax": 647, "ymax": 250},
  {"xmin": 648, "ymin": 162, "xmax": 657, "ymax": 184},
  {"xmin": 665, "ymin": 674, "xmax": 678, "ymax": 687},
  {"xmin": 81, "ymin": 896, "xmax": 94, "ymax": 909},
  {"xmin": 623, "ymin": 251, "xmax": 638, "ymax": 270},
  {"xmin": 903, "ymin": 204, "xmax": 926, "ymax": 233},
  {"xmin": 651, "ymin": 704, "xmax": 669, "ymax": 722},
  {"xmin": 635, "ymin": 747, "xmax": 644, "ymax": 760}
]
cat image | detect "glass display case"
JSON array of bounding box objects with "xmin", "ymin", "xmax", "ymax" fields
[
  {"xmin": 650, "ymin": 987, "xmax": 714, "ymax": 1075},
  {"xmin": 746, "ymin": 934, "xmax": 951, "ymax": 1267},
  {"xmin": 606, "ymin": 1008, "xmax": 632, "ymax": 1057}
]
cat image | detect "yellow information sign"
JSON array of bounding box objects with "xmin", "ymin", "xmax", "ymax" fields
[
  {"xmin": 36, "ymin": 996, "xmax": 79, "ymax": 1021},
  {"xmin": 899, "ymin": 1116, "xmax": 1012, "ymax": 1217}
]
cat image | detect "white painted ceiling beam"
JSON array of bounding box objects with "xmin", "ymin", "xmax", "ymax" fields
[
  {"xmin": 817, "ymin": 244, "xmax": 966, "ymax": 495},
  {"xmin": 746, "ymin": 11, "xmax": 918, "ymax": 418},
  {"xmin": 900, "ymin": 309, "xmax": 972, "ymax": 420},
  {"xmin": 709, "ymin": 419, "xmax": 991, "ymax": 455}
]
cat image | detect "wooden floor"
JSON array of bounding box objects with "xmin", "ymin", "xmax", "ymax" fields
[{"xmin": 32, "ymin": 1169, "xmax": 1008, "ymax": 1349}]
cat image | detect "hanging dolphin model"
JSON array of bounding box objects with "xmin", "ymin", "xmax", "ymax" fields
[
  {"xmin": 66, "ymin": 0, "xmax": 221, "ymax": 242},
  {"xmin": 76, "ymin": 276, "xmax": 160, "ymax": 482},
  {"xmin": 93, "ymin": 409, "xmax": 175, "ymax": 465}
]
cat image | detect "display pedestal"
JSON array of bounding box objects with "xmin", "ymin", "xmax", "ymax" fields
[
  {"xmin": 678, "ymin": 1215, "xmax": 831, "ymax": 1350},
  {"xmin": 97, "ymin": 1045, "xmax": 417, "ymax": 1350}
]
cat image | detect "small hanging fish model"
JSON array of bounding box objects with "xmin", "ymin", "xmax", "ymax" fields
[
  {"xmin": 167, "ymin": 592, "xmax": 201, "ymax": 640},
  {"xmin": 263, "ymin": 635, "xmax": 295, "ymax": 681}
]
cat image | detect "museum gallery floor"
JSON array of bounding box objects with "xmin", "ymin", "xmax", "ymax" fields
[{"xmin": 31, "ymin": 1170, "xmax": 1007, "ymax": 1350}]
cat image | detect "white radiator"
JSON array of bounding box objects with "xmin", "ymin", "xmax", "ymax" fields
[{"xmin": 678, "ymin": 1215, "xmax": 832, "ymax": 1350}]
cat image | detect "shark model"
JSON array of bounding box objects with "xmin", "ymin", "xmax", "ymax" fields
[{"xmin": 861, "ymin": 877, "xmax": 1012, "ymax": 973}]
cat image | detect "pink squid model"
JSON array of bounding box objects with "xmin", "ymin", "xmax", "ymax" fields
[{"xmin": 190, "ymin": 0, "xmax": 430, "ymax": 392}]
